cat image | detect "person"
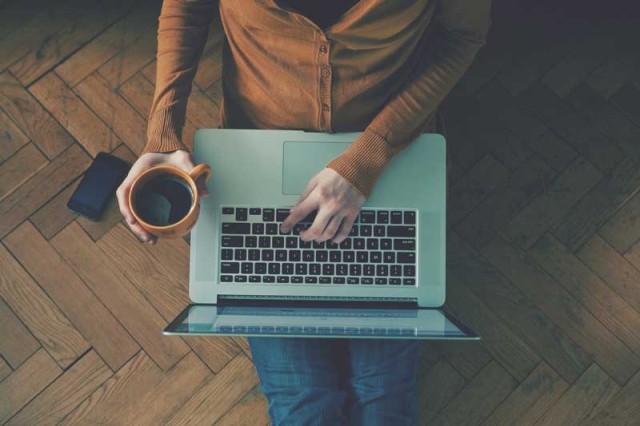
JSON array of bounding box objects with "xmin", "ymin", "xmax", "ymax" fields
[{"xmin": 116, "ymin": 1, "xmax": 491, "ymax": 424}]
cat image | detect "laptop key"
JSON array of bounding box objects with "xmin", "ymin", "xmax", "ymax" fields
[
  {"xmin": 391, "ymin": 265, "xmax": 402, "ymax": 276},
  {"xmin": 252, "ymin": 223, "xmax": 265, "ymax": 235},
  {"xmin": 354, "ymin": 238, "xmax": 365, "ymax": 249},
  {"xmin": 255, "ymin": 263, "xmax": 267, "ymax": 274},
  {"xmin": 347, "ymin": 277, "xmax": 359, "ymax": 284},
  {"xmin": 221, "ymin": 249, "xmax": 233, "ymax": 260},
  {"xmin": 360, "ymin": 211, "xmax": 375, "ymax": 223},
  {"xmin": 276, "ymin": 250, "xmax": 287, "ymax": 261},
  {"xmin": 337, "ymin": 264, "xmax": 348, "ymax": 275},
  {"xmin": 263, "ymin": 276, "xmax": 275, "ymax": 283},
  {"xmin": 404, "ymin": 211, "xmax": 416, "ymax": 224},
  {"xmin": 296, "ymin": 264, "xmax": 307, "ymax": 275},
  {"xmin": 234, "ymin": 275, "xmax": 247, "ymax": 282},
  {"xmin": 263, "ymin": 208, "xmax": 274, "ymax": 222},
  {"xmin": 377, "ymin": 265, "xmax": 388, "ymax": 276},
  {"xmin": 248, "ymin": 249, "xmax": 260, "ymax": 261},
  {"xmin": 360, "ymin": 225, "xmax": 372, "ymax": 236},
  {"xmin": 333, "ymin": 277, "xmax": 345, "ymax": 284},
  {"xmin": 381, "ymin": 238, "xmax": 392, "ymax": 250},
  {"xmin": 310, "ymin": 264, "xmax": 321, "ymax": 275},
  {"xmin": 222, "ymin": 223, "xmax": 250, "ymax": 234},
  {"xmin": 383, "ymin": 252, "xmax": 395, "ymax": 263},
  {"xmin": 262, "ymin": 250, "xmax": 274, "ymax": 261},
  {"xmin": 375, "ymin": 278, "xmax": 387, "ymax": 285},
  {"xmin": 394, "ymin": 239, "xmax": 416, "ymax": 250},
  {"xmin": 390, "ymin": 278, "xmax": 401, "ymax": 285},
  {"xmin": 343, "ymin": 251, "xmax": 355, "ymax": 262},
  {"xmin": 269, "ymin": 263, "xmax": 280, "ymax": 274},
  {"xmin": 259, "ymin": 236, "xmax": 270, "ymax": 248},
  {"xmin": 350, "ymin": 264, "xmax": 362, "ymax": 276},
  {"xmin": 377, "ymin": 211, "xmax": 389, "ymax": 224},
  {"xmin": 245, "ymin": 236, "xmax": 257, "ymax": 247},
  {"xmin": 363, "ymin": 265, "xmax": 375, "ymax": 276},
  {"xmin": 289, "ymin": 250, "xmax": 301, "ymax": 261},
  {"xmin": 339, "ymin": 238, "xmax": 352, "ymax": 249},
  {"xmin": 221, "ymin": 262, "xmax": 239, "ymax": 274},
  {"xmin": 236, "ymin": 208, "xmax": 247, "ymax": 221},
  {"xmin": 388, "ymin": 226, "xmax": 416, "ymax": 237},
  {"xmin": 391, "ymin": 211, "xmax": 403, "ymax": 224},
  {"xmin": 222, "ymin": 236, "xmax": 243, "ymax": 247},
  {"xmin": 291, "ymin": 277, "xmax": 303, "ymax": 283},
  {"xmin": 367, "ymin": 239, "xmax": 378, "ymax": 250},
  {"xmin": 266, "ymin": 223, "xmax": 278, "ymax": 235},
  {"xmin": 221, "ymin": 275, "xmax": 233, "ymax": 282},
  {"xmin": 374, "ymin": 225, "xmax": 385, "ymax": 237},
  {"xmin": 241, "ymin": 263, "xmax": 253, "ymax": 274},
  {"xmin": 316, "ymin": 250, "xmax": 328, "ymax": 262},
  {"xmin": 250, "ymin": 208, "xmax": 261, "ymax": 215},
  {"xmin": 323, "ymin": 264, "xmax": 334, "ymax": 275},
  {"xmin": 286, "ymin": 237, "xmax": 298, "ymax": 248},
  {"xmin": 276, "ymin": 209, "xmax": 289, "ymax": 222},
  {"xmin": 370, "ymin": 252, "xmax": 382, "ymax": 263},
  {"xmin": 361, "ymin": 277, "xmax": 373, "ymax": 284},
  {"xmin": 282, "ymin": 263, "xmax": 294, "ymax": 274},
  {"xmin": 277, "ymin": 276, "xmax": 289, "ymax": 283},
  {"xmin": 329, "ymin": 251, "xmax": 341, "ymax": 262},
  {"xmin": 249, "ymin": 275, "xmax": 260, "ymax": 282},
  {"xmin": 272, "ymin": 236, "xmax": 284, "ymax": 248},
  {"xmin": 403, "ymin": 278, "xmax": 416, "ymax": 285},
  {"xmin": 404, "ymin": 265, "xmax": 416, "ymax": 276},
  {"xmin": 305, "ymin": 277, "xmax": 318, "ymax": 284},
  {"xmin": 319, "ymin": 277, "xmax": 331, "ymax": 284},
  {"xmin": 397, "ymin": 253, "xmax": 416, "ymax": 263},
  {"xmin": 222, "ymin": 207, "xmax": 234, "ymax": 215},
  {"xmin": 234, "ymin": 249, "xmax": 246, "ymax": 260}
]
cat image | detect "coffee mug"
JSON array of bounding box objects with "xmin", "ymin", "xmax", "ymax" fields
[{"xmin": 129, "ymin": 164, "xmax": 212, "ymax": 238}]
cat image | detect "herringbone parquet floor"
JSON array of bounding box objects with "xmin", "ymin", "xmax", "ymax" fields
[{"xmin": 1, "ymin": 0, "xmax": 640, "ymax": 424}]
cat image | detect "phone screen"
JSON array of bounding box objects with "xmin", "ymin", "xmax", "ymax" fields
[{"xmin": 67, "ymin": 153, "xmax": 130, "ymax": 220}]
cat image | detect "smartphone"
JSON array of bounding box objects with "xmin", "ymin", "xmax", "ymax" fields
[{"xmin": 67, "ymin": 152, "xmax": 130, "ymax": 221}]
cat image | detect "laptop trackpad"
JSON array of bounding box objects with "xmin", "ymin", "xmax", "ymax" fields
[{"xmin": 282, "ymin": 141, "xmax": 350, "ymax": 195}]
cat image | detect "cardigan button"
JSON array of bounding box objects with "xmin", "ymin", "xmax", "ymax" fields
[
  {"xmin": 321, "ymin": 68, "xmax": 330, "ymax": 77},
  {"xmin": 319, "ymin": 44, "xmax": 328, "ymax": 54},
  {"xmin": 322, "ymin": 104, "xmax": 330, "ymax": 112}
]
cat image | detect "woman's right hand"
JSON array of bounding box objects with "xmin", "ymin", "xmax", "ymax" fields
[{"xmin": 116, "ymin": 150, "xmax": 209, "ymax": 244}]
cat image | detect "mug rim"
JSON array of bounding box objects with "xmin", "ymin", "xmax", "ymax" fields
[{"xmin": 129, "ymin": 165, "xmax": 199, "ymax": 231}]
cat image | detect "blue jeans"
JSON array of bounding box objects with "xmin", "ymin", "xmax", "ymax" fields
[{"xmin": 248, "ymin": 337, "xmax": 421, "ymax": 425}]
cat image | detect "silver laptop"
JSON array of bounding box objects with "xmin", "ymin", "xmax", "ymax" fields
[{"xmin": 164, "ymin": 129, "xmax": 479, "ymax": 340}]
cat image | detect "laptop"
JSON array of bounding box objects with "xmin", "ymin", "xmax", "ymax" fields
[{"xmin": 164, "ymin": 129, "xmax": 479, "ymax": 340}]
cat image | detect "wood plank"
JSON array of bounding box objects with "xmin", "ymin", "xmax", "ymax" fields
[
  {"xmin": 504, "ymin": 156, "xmax": 602, "ymax": 250},
  {"xmin": 29, "ymin": 72, "xmax": 121, "ymax": 156},
  {"xmin": 117, "ymin": 72, "xmax": 155, "ymax": 117},
  {"xmin": 0, "ymin": 143, "xmax": 47, "ymax": 202},
  {"xmin": 0, "ymin": 356, "xmax": 10, "ymax": 382},
  {"xmin": 51, "ymin": 222, "xmax": 190, "ymax": 370},
  {"xmin": 215, "ymin": 385, "xmax": 270, "ymax": 426},
  {"xmin": 7, "ymin": 350, "xmax": 112, "ymax": 426},
  {"xmin": 541, "ymin": 27, "xmax": 615, "ymax": 98},
  {"xmin": 552, "ymin": 156, "xmax": 640, "ymax": 251},
  {"xmin": 612, "ymin": 83, "xmax": 640, "ymax": 127},
  {"xmin": 166, "ymin": 355, "xmax": 259, "ymax": 426},
  {"xmin": 537, "ymin": 363, "xmax": 620, "ymax": 426},
  {"xmin": 418, "ymin": 360, "xmax": 466, "ymax": 423},
  {"xmin": 567, "ymin": 83, "xmax": 640, "ymax": 161},
  {"xmin": 98, "ymin": 223, "xmax": 242, "ymax": 372},
  {"xmin": 4, "ymin": 222, "xmax": 140, "ymax": 371},
  {"xmin": 0, "ymin": 244, "xmax": 89, "ymax": 368},
  {"xmin": 448, "ymin": 154, "xmax": 511, "ymax": 227},
  {"xmin": 55, "ymin": 0, "xmax": 160, "ymax": 87},
  {"xmin": 521, "ymin": 82, "xmax": 624, "ymax": 174},
  {"xmin": 76, "ymin": 144, "xmax": 136, "ymax": 241},
  {"xmin": 587, "ymin": 369, "xmax": 640, "ymax": 426},
  {"xmin": 456, "ymin": 154, "xmax": 557, "ymax": 250},
  {"xmin": 7, "ymin": 0, "xmax": 132, "ymax": 85},
  {"xmin": 0, "ymin": 143, "xmax": 91, "ymax": 238},
  {"xmin": 429, "ymin": 361, "xmax": 517, "ymax": 426},
  {"xmin": 446, "ymin": 273, "xmax": 540, "ymax": 381},
  {"xmin": 0, "ymin": 349, "xmax": 62, "ymax": 424},
  {"xmin": 96, "ymin": 24, "xmax": 158, "ymax": 89},
  {"xmin": 0, "ymin": 109, "xmax": 29, "ymax": 163},
  {"xmin": 74, "ymin": 72, "xmax": 147, "ymax": 155},
  {"xmin": 476, "ymin": 81, "xmax": 579, "ymax": 173},
  {"xmin": 29, "ymin": 178, "xmax": 80, "ymax": 239},
  {"xmin": 0, "ymin": 0, "xmax": 49, "ymax": 41},
  {"xmin": 483, "ymin": 235, "xmax": 640, "ymax": 384},
  {"xmin": 429, "ymin": 341, "xmax": 492, "ymax": 381},
  {"xmin": 0, "ymin": 296, "xmax": 40, "ymax": 369},
  {"xmin": 62, "ymin": 352, "xmax": 212, "ymax": 425},
  {"xmin": 0, "ymin": 72, "xmax": 74, "ymax": 159},
  {"xmin": 530, "ymin": 233, "xmax": 640, "ymax": 355},
  {"xmin": 448, "ymin": 232, "xmax": 593, "ymax": 383},
  {"xmin": 599, "ymin": 191, "xmax": 640, "ymax": 254},
  {"xmin": 482, "ymin": 362, "xmax": 569, "ymax": 426},
  {"xmin": 577, "ymin": 234, "xmax": 640, "ymax": 313}
]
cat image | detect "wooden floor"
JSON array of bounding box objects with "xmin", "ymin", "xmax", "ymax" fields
[{"xmin": 1, "ymin": 0, "xmax": 640, "ymax": 424}]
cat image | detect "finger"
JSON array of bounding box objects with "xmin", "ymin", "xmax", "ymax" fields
[
  {"xmin": 332, "ymin": 214, "xmax": 356, "ymax": 244},
  {"xmin": 281, "ymin": 194, "xmax": 317, "ymax": 233},
  {"xmin": 319, "ymin": 214, "xmax": 344, "ymax": 242},
  {"xmin": 293, "ymin": 179, "xmax": 317, "ymax": 209},
  {"xmin": 116, "ymin": 182, "xmax": 136, "ymax": 226},
  {"xmin": 300, "ymin": 207, "xmax": 334, "ymax": 242}
]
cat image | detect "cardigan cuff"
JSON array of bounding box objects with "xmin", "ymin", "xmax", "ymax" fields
[
  {"xmin": 143, "ymin": 105, "xmax": 188, "ymax": 155},
  {"xmin": 326, "ymin": 128, "xmax": 404, "ymax": 198}
]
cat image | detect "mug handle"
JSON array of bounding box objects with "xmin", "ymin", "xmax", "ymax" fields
[{"xmin": 189, "ymin": 164, "xmax": 212, "ymax": 183}]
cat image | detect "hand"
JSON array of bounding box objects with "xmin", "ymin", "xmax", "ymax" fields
[
  {"xmin": 281, "ymin": 168, "xmax": 366, "ymax": 244},
  {"xmin": 116, "ymin": 150, "xmax": 210, "ymax": 244}
]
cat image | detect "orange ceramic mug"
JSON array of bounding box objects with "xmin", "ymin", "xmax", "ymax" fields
[{"xmin": 129, "ymin": 164, "xmax": 212, "ymax": 238}]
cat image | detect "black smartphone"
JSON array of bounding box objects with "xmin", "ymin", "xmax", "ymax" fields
[{"xmin": 67, "ymin": 152, "xmax": 130, "ymax": 221}]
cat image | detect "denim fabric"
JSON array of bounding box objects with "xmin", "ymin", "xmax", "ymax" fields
[{"xmin": 248, "ymin": 337, "xmax": 421, "ymax": 426}]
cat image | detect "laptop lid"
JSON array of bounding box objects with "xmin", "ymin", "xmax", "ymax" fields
[{"xmin": 164, "ymin": 300, "xmax": 480, "ymax": 340}]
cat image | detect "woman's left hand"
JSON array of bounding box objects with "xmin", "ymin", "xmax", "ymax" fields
[{"xmin": 280, "ymin": 168, "xmax": 366, "ymax": 244}]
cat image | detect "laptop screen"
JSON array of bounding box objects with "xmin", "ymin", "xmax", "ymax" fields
[{"xmin": 164, "ymin": 303, "xmax": 479, "ymax": 340}]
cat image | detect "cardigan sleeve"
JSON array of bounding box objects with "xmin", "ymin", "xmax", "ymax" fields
[
  {"xmin": 142, "ymin": 0, "xmax": 218, "ymax": 154},
  {"xmin": 327, "ymin": 0, "xmax": 492, "ymax": 197}
]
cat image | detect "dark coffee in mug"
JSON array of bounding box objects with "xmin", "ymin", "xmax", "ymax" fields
[{"xmin": 133, "ymin": 175, "xmax": 193, "ymax": 226}]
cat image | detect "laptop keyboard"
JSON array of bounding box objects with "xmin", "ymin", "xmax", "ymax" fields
[{"xmin": 218, "ymin": 206, "xmax": 418, "ymax": 286}]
